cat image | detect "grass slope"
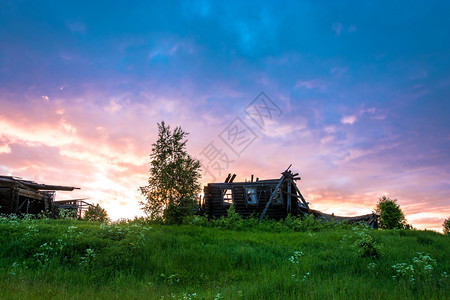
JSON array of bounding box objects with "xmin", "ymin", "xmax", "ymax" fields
[{"xmin": 0, "ymin": 216, "xmax": 448, "ymax": 299}]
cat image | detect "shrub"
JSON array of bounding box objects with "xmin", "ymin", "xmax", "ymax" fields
[
  {"xmin": 412, "ymin": 252, "xmax": 436, "ymax": 278},
  {"xmin": 351, "ymin": 227, "xmax": 381, "ymax": 258},
  {"xmin": 83, "ymin": 204, "xmax": 109, "ymax": 222},
  {"xmin": 185, "ymin": 215, "xmax": 209, "ymax": 227},
  {"xmin": 58, "ymin": 208, "xmax": 77, "ymax": 220},
  {"xmin": 375, "ymin": 196, "xmax": 406, "ymax": 229},
  {"xmin": 212, "ymin": 204, "xmax": 244, "ymax": 230},
  {"xmin": 164, "ymin": 201, "xmax": 194, "ymax": 225},
  {"xmin": 392, "ymin": 263, "xmax": 415, "ymax": 283},
  {"xmin": 79, "ymin": 248, "xmax": 96, "ymax": 270},
  {"xmin": 354, "ymin": 234, "xmax": 382, "ymax": 258},
  {"xmin": 392, "ymin": 252, "xmax": 437, "ymax": 284},
  {"xmin": 443, "ymin": 217, "xmax": 450, "ymax": 235}
]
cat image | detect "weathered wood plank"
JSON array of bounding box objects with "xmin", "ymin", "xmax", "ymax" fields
[
  {"xmin": 259, "ymin": 175, "xmax": 285, "ymax": 222},
  {"xmin": 18, "ymin": 188, "xmax": 45, "ymax": 200}
]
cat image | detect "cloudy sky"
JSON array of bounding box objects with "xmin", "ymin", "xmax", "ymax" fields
[{"xmin": 1, "ymin": 1, "xmax": 449, "ymax": 230}]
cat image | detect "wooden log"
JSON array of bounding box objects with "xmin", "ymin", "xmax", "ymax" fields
[
  {"xmin": 18, "ymin": 188, "xmax": 45, "ymax": 200},
  {"xmin": 293, "ymin": 183, "xmax": 310, "ymax": 211},
  {"xmin": 287, "ymin": 179, "xmax": 292, "ymax": 213},
  {"xmin": 259, "ymin": 174, "xmax": 285, "ymax": 222}
]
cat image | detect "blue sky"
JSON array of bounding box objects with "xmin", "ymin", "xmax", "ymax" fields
[{"xmin": 0, "ymin": 1, "xmax": 449, "ymax": 230}]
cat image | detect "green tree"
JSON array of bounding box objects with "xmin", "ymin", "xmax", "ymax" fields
[
  {"xmin": 375, "ymin": 196, "xmax": 406, "ymax": 229},
  {"xmin": 83, "ymin": 204, "xmax": 109, "ymax": 222},
  {"xmin": 140, "ymin": 121, "xmax": 201, "ymax": 223},
  {"xmin": 443, "ymin": 217, "xmax": 450, "ymax": 235}
]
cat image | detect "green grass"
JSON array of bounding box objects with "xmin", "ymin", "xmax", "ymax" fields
[{"xmin": 0, "ymin": 216, "xmax": 448, "ymax": 299}]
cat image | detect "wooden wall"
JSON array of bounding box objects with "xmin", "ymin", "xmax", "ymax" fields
[
  {"xmin": 0, "ymin": 182, "xmax": 51, "ymax": 214},
  {"xmin": 204, "ymin": 180, "xmax": 300, "ymax": 220}
]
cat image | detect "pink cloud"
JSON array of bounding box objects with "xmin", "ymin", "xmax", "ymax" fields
[
  {"xmin": 0, "ymin": 143, "xmax": 11, "ymax": 154},
  {"xmin": 0, "ymin": 86, "xmax": 246, "ymax": 219},
  {"xmin": 0, "ymin": 91, "xmax": 448, "ymax": 231},
  {"xmin": 341, "ymin": 115, "xmax": 357, "ymax": 124}
]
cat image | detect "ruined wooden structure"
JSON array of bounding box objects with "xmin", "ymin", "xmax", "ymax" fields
[
  {"xmin": 203, "ymin": 166, "xmax": 311, "ymax": 220},
  {"xmin": 0, "ymin": 176, "xmax": 89, "ymax": 217},
  {"xmin": 309, "ymin": 209, "xmax": 378, "ymax": 228},
  {"xmin": 202, "ymin": 166, "xmax": 378, "ymax": 227},
  {"xmin": 52, "ymin": 199, "xmax": 93, "ymax": 218}
]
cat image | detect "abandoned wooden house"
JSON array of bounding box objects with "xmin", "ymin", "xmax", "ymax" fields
[
  {"xmin": 0, "ymin": 176, "xmax": 90, "ymax": 218},
  {"xmin": 202, "ymin": 166, "xmax": 378, "ymax": 228},
  {"xmin": 203, "ymin": 166, "xmax": 309, "ymax": 220}
]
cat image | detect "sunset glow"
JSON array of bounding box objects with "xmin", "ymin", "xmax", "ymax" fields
[{"xmin": 1, "ymin": 1, "xmax": 449, "ymax": 231}]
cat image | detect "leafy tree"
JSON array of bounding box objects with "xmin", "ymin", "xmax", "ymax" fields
[
  {"xmin": 140, "ymin": 121, "xmax": 201, "ymax": 223},
  {"xmin": 83, "ymin": 204, "xmax": 109, "ymax": 222},
  {"xmin": 375, "ymin": 196, "xmax": 406, "ymax": 229},
  {"xmin": 443, "ymin": 217, "xmax": 450, "ymax": 235}
]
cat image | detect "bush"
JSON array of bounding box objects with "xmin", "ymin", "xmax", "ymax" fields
[
  {"xmin": 283, "ymin": 214, "xmax": 331, "ymax": 232},
  {"xmin": 186, "ymin": 211, "xmax": 357, "ymax": 233},
  {"xmin": 443, "ymin": 217, "xmax": 450, "ymax": 235},
  {"xmin": 58, "ymin": 208, "xmax": 77, "ymax": 220},
  {"xmin": 392, "ymin": 252, "xmax": 437, "ymax": 284},
  {"xmin": 354, "ymin": 234, "xmax": 382, "ymax": 258},
  {"xmin": 184, "ymin": 215, "xmax": 209, "ymax": 227},
  {"xmin": 352, "ymin": 226, "xmax": 383, "ymax": 258},
  {"xmin": 83, "ymin": 204, "xmax": 109, "ymax": 222},
  {"xmin": 164, "ymin": 198, "xmax": 196, "ymax": 225},
  {"xmin": 212, "ymin": 204, "xmax": 244, "ymax": 230},
  {"xmin": 375, "ymin": 196, "xmax": 406, "ymax": 229}
]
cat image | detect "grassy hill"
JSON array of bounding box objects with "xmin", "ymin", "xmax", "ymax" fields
[{"xmin": 0, "ymin": 215, "xmax": 448, "ymax": 299}]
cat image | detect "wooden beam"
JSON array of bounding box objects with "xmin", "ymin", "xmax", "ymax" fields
[
  {"xmin": 18, "ymin": 188, "xmax": 45, "ymax": 200},
  {"xmin": 224, "ymin": 174, "xmax": 231, "ymax": 183},
  {"xmin": 229, "ymin": 174, "xmax": 236, "ymax": 183},
  {"xmin": 259, "ymin": 174, "xmax": 285, "ymax": 223},
  {"xmin": 293, "ymin": 183, "xmax": 311, "ymax": 212},
  {"xmin": 17, "ymin": 198, "xmax": 28, "ymax": 211},
  {"xmin": 282, "ymin": 191, "xmax": 301, "ymax": 198},
  {"xmin": 287, "ymin": 179, "xmax": 292, "ymax": 213},
  {"xmin": 13, "ymin": 187, "xmax": 19, "ymax": 212},
  {"xmin": 27, "ymin": 184, "xmax": 79, "ymax": 191}
]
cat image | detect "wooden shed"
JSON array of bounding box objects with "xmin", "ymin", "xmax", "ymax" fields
[{"xmin": 0, "ymin": 176, "xmax": 81, "ymax": 216}]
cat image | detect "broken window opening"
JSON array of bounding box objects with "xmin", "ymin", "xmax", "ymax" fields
[
  {"xmin": 271, "ymin": 187, "xmax": 283, "ymax": 205},
  {"xmin": 245, "ymin": 187, "xmax": 258, "ymax": 205},
  {"xmin": 222, "ymin": 188, "xmax": 233, "ymax": 205}
]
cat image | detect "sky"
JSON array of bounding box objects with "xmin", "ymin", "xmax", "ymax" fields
[{"xmin": 0, "ymin": 1, "xmax": 449, "ymax": 231}]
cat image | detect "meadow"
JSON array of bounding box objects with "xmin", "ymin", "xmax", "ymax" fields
[{"xmin": 0, "ymin": 214, "xmax": 448, "ymax": 300}]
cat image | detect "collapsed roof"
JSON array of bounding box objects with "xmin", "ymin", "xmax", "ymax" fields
[{"xmin": 0, "ymin": 175, "xmax": 80, "ymax": 215}]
